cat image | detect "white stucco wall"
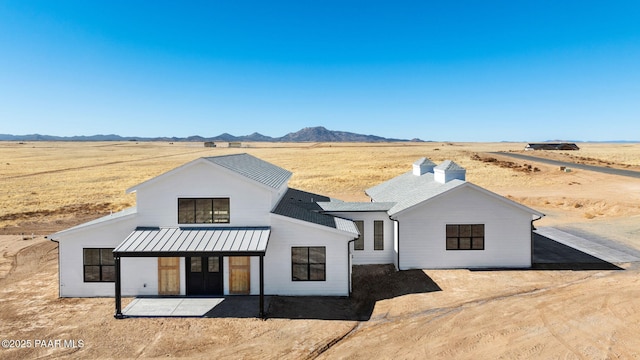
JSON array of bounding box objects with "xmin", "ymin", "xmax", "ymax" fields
[
  {"xmin": 396, "ymin": 186, "xmax": 533, "ymax": 269},
  {"xmin": 325, "ymin": 211, "xmax": 395, "ymax": 265},
  {"xmin": 264, "ymin": 215, "xmax": 353, "ymax": 296}
]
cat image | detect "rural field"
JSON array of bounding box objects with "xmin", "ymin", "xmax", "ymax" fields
[{"xmin": 1, "ymin": 141, "xmax": 640, "ymax": 359}]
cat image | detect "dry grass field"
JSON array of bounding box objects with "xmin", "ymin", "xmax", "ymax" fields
[{"xmin": 1, "ymin": 141, "xmax": 640, "ymax": 359}]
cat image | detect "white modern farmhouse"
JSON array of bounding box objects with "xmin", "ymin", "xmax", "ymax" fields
[{"xmin": 50, "ymin": 154, "xmax": 543, "ymax": 318}]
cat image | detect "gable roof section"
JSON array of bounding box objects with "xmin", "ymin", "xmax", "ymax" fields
[
  {"xmin": 50, "ymin": 207, "xmax": 138, "ymax": 238},
  {"xmin": 414, "ymin": 157, "xmax": 436, "ymax": 166},
  {"xmin": 128, "ymin": 153, "xmax": 292, "ymax": 193},
  {"xmin": 272, "ymin": 188, "xmax": 359, "ymax": 235},
  {"xmin": 435, "ymin": 160, "xmax": 465, "ymax": 171},
  {"xmin": 204, "ymin": 153, "xmax": 292, "ymax": 189},
  {"xmin": 366, "ymin": 171, "xmax": 543, "ymax": 218}
]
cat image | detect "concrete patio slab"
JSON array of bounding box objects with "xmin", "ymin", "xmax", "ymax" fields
[{"xmin": 123, "ymin": 298, "xmax": 224, "ymax": 317}]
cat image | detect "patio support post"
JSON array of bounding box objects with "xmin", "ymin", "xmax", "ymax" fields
[
  {"xmin": 114, "ymin": 255, "xmax": 124, "ymax": 319},
  {"xmin": 259, "ymin": 254, "xmax": 265, "ymax": 318}
]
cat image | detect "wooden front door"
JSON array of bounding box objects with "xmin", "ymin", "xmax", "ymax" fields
[
  {"xmin": 158, "ymin": 257, "xmax": 180, "ymax": 295},
  {"xmin": 229, "ymin": 256, "xmax": 250, "ymax": 294}
]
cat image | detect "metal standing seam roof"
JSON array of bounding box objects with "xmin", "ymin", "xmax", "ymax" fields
[
  {"xmin": 114, "ymin": 227, "xmax": 271, "ymax": 256},
  {"xmin": 205, "ymin": 153, "xmax": 292, "ymax": 189}
]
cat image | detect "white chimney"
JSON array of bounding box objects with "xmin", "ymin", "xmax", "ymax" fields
[
  {"xmin": 412, "ymin": 157, "xmax": 436, "ymax": 176},
  {"xmin": 434, "ymin": 160, "xmax": 466, "ymax": 183}
]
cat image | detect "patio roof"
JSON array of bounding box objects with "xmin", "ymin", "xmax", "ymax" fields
[
  {"xmin": 114, "ymin": 227, "xmax": 270, "ymax": 257},
  {"xmin": 113, "ymin": 226, "xmax": 270, "ymax": 319}
]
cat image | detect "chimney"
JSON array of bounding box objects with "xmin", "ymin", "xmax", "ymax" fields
[
  {"xmin": 413, "ymin": 157, "xmax": 436, "ymax": 176},
  {"xmin": 434, "ymin": 160, "xmax": 466, "ymax": 183}
]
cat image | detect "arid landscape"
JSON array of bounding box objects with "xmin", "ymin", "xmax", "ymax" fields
[{"xmin": 1, "ymin": 141, "xmax": 640, "ymax": 359}]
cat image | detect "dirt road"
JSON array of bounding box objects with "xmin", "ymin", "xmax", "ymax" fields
[{"xmin": 492, "ymin": 151, "xmax": 640, "ymax": 178}]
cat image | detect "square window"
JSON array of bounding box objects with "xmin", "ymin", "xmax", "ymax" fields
[
  {"xmin": 445, "ymin": 225, "xmax": 484, "ymax": 251},
  {"xmin": 83, "ymin": 248, "xmax": 115, "ymax": 282},
  {"xmin": 291, "ymin": 247, "xmax": 326, "ymax": 281}
]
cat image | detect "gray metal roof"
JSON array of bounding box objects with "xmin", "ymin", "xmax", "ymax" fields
[
  {"xmin": 272, "ymin": 188, "xmax": 359, "ymax": 236},
  {"xmin": 413, "ymin": 157, "xmax": 436, "ymax": 166},
  {"xmin": 205, "ymin": 153, "xmax": 292, "ymax": 189},
  {"xmin": 434, "ymin": 160, "xmax": 465, "ymax": 171},
  {"xmin": 114, "ymin": 227, "xmax": 270, "ymax": 256},
  {"xmin": 317, "ymin": 201, "xmax": 395, "ymax": 212}
]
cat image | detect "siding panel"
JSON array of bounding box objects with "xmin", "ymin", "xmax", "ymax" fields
[{"xmin": 397, "ymin": 186, "xmax": 532, "ymax": 269}]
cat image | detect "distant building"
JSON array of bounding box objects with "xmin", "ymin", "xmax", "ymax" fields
[
  {"xmin": 204, "ymin": 142, "xmax": 216, "ymax": 148},
  {"xmin": 229, "ymin": 142, "xmax": 242, "ymax": 148},
  {"xmin": 525, "ymin": 143, "xmax": 580, "ymax": 151}
]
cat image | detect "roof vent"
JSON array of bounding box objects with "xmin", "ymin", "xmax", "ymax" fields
[
  {"xmin": 412, "ymin": 157, "xmax": 436, "ymax": 176},
  {"xmin": 434, "ymin": 160, "xmax": 466, "ymax": 183}
]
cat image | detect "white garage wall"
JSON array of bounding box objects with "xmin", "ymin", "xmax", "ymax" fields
[{"xmin": 397, "ymin": 186, "xmax": 533, "ymax": 269}]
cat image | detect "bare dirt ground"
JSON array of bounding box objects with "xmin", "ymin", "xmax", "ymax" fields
[{"xmin": 1, "ymin": 141, "xmax": 639, "ymax": 359}]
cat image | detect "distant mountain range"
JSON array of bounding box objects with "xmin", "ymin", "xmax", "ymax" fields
[{"xmin": 0, "ymin": 126, "xmax": 424, "ymax": 143}]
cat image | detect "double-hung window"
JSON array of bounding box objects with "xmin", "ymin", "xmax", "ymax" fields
[{"xmin": 178, "ymin": 198, "xmax": 230, "ymax": 224}]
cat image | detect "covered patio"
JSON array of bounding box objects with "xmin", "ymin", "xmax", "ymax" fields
[{"xmin": 112, "ymin": 226, "xmax": 270, "ymax": 319}]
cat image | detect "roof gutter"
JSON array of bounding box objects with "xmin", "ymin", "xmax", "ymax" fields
[{"xmin": 47, "ymin": 236, "xmax": 61, "ymax": 298}]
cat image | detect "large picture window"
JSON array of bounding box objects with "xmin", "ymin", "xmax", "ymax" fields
[
  {"xmin": 178, "ymin": 198, "xmax": 230, "ymax": 224},
  {"xmin": 291, "ymin": 247, "xmax": 326, "ymax": 281},
  {"xmin": 354, "ymin": 221, "xmax": 364, "ymax": 251},
  {"xmin": 83, "ymin": 248, "xmax": 115, "ymax": 282},
  {"xmin": 374, "ymin": 220, "xmax": 384, "ymax": 250},
  {"xmin": 446, "ymin": 224, "xmax": 484, "ymax": 250}
]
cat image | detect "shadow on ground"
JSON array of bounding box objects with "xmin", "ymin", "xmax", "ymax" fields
[
  {"xmin": 265, "ymin": 265, "xmax": 441, "ymax": 321},
  {"xmin": 532, "ymin": 233, "xmax": 623, "ymax": 270},
  {"xmin": 203, "ymin": 296, "xmax": 267, "ymax": 318}
]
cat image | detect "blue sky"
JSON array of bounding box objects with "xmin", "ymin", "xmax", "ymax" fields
[{"xmin": 1, "ymin": 1, "xmax": 639, "ymax": 141}]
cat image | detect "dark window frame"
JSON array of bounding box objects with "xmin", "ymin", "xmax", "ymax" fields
[
  {"xmin": 354, "ymin": 221, "xmax": 364, "ymax": 251},
  {"xmin": 446, "ymin": 224, "xmax": 485, "ymax": 250},
  {"xmin": 291, "ymin": 246, "xmax": 326, "ymax": 281},
  {"xmin": 83, "ymin": 248, "xmax": 115, "ymax": 282},
  {"xmin": 178, "ymin": 198, "xmax": 230, "ymax": 224},
  {"xmin": 374, "ymin": 220, "xmax": 384, "ymax": 251}
]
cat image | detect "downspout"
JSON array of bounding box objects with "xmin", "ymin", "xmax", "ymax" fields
[
  {"xmin": 390, "ymin": 216, "xmax": 400, "ymax": 271},
  {"xmin": 47, "ymin": 236, "xmax": 61, "ymax": 298},
  {"xmin": 347, "ymin": 238, "xmax": 356, "ymax": 296}
]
